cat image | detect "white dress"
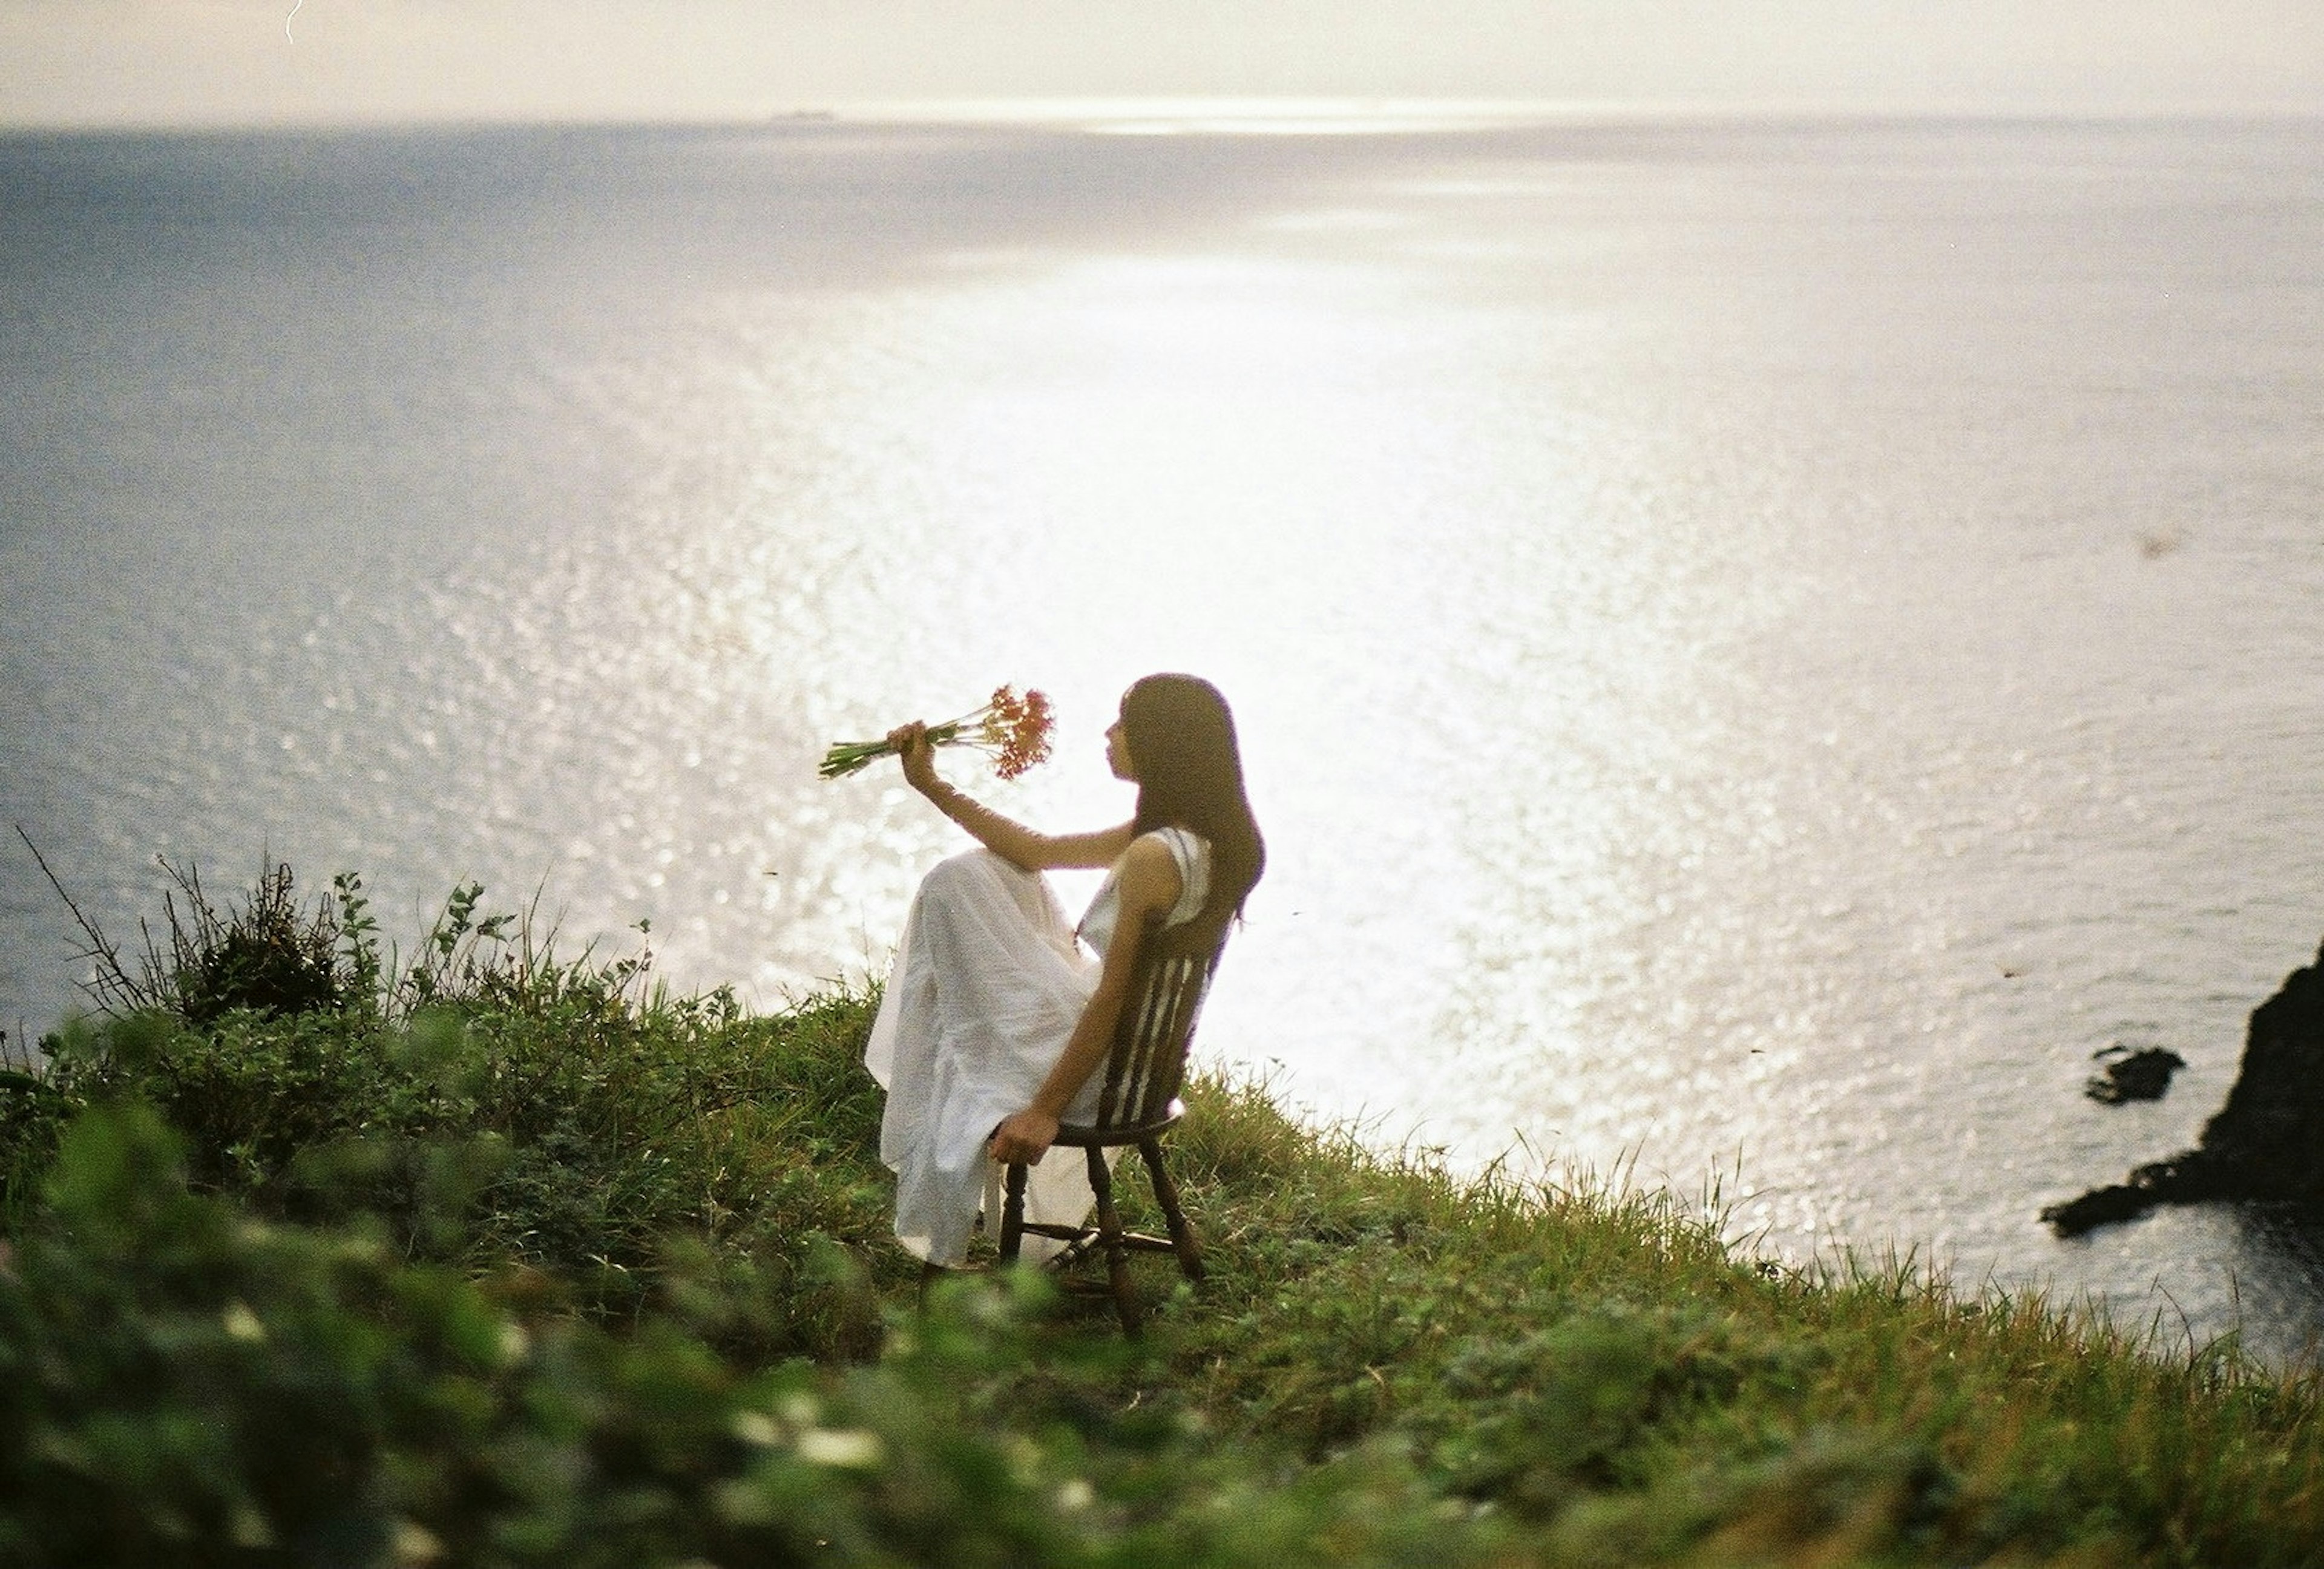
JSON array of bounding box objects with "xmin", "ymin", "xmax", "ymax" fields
[{"xmin": 864, "ymin": 828, "xmax": 1210, "ymax": 1266}]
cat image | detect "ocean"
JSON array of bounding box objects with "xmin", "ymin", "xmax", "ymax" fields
[{"xmin": 4, "ymin": 114, "xmax": 2322, "ymax": 1355}]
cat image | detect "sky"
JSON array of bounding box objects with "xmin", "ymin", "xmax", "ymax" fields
[{"xmin": 0, "ymin": 0, "xmax": 2320, "ymax": 128}]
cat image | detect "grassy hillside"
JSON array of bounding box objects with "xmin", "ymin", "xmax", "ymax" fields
[{"xmin": 2, "ymin": 867, "xmax": 2319, "ymax": 1566}]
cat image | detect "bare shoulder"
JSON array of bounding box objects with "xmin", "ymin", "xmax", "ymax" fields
[{"xmin": 1114, "ymin": 831, "xmax": 1186, "ymax": 911}]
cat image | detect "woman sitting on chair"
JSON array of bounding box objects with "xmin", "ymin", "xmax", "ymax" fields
[{"xmin": 863, "ymin": 672, "xmax": 1264, "ymax": 1268}]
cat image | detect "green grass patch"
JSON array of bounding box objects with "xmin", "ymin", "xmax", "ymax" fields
[{"xmin": 3, "ymin": 866, "xmax": 2321, "ymax": 1565}]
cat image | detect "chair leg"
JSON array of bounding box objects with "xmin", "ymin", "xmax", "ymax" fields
[
  {"xmin": 1140, "ymin": 1136, "xmax": 1206, "ymax": 1283},
  {"xmin": 1085, "ymin": 1144, "xmax": 1141, "ymax": 1335},
  {"xmin": 998, "ymin": 1161, "xmax": 1029, "ymax": 1265}
]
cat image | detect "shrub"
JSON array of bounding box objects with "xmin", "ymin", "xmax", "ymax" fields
[{"xmin": 0, "ymin": 1102, "xmax": 1520, "ymax": 1568}]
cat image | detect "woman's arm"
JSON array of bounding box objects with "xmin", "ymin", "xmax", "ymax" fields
[
  {"xmin": 986, "ymin": 834, "xmax": 1181, "ymax": 1165},
  {"xmin": 890, "ymin": 721, "xmax": 1132, "ymax": 871}
]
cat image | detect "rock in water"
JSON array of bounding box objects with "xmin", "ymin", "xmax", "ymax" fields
[
  {"xmin": 2084, "ymin": 1044, "xmax": 2187, "ymax": 1104},
  {"xmin": 2044, "ymin": 937, "xmax": 2324, "ymax": 1236},
  {"xmin": 2040, "ymin": 1181, "xmax": 2168, "ymax": 1236}
]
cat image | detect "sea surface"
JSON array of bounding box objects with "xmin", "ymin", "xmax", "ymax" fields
[{"xmin": 4, "ymin": 114, "xmax": 2322, "ymax": 1357}]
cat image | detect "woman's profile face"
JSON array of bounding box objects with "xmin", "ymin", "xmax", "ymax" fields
[{"xmin": 1105, "ymin": 704, "xmax": 1136, "ymax": 782}]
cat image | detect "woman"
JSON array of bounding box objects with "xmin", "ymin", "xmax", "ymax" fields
[{"xmin": 862, "ymin": 673, "xmax": 1264, "ymax": 1267}]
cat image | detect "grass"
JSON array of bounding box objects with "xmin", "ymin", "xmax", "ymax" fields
[{"xmin": 2, "ymin": 863, "xmax": 2321, "ymax": 1565}]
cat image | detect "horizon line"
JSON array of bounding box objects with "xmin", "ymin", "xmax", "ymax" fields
[{"xmin": 6, "ymin": 94, "xmax": 2322, "ymax": 138}]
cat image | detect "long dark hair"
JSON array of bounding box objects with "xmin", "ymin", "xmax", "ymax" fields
[{"xmin": 1121, "ymin": 673, "xmax": 1265, "ymax": 933}]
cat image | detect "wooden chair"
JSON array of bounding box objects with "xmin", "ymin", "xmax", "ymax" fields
[{"xmin": 998, "ymin": 912, "xmax": 1226, "ymax": 1333}]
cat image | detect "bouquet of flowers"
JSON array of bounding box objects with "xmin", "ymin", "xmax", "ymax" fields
[{"xmin": 819, "ymin": 684, "xmax": 1055, "ymax": 781}]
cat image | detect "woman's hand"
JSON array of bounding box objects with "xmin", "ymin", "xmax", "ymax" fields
[
  {"xmin": 988, "ymin": 1107, "xmax": 1060, "ymax": 1167},
  {"xmin": 886, "ymin": 721, "xmax": 939, "ymax": 794}
]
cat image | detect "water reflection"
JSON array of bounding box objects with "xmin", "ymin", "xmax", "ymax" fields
[
  {"xmin": 2226, "ymin": 1208, "xmax": 2324, "ymax": 1368},
  {"xmin": 5, "ymin": 120, "xmax": 2324, "ymax": 1360}
]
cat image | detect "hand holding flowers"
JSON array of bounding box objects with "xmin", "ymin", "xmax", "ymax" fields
[{"xmin": 819, "ymin": 685, "xmax": 1054, "ymax": 782}]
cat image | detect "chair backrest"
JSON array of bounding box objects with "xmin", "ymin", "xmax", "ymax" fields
[{"xmin": 1091, "ymin": 912, "xmax": 1229, "ymax": 1132}]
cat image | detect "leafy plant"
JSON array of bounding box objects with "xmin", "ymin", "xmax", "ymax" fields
[{"xmin": 18, "ymin": 830, "xmax": 360, "ymax": 1024}]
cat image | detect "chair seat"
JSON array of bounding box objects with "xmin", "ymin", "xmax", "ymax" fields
[{"xmin": 1049, "ymin": 1099, "xmax": 1184, "ymax": 1149}]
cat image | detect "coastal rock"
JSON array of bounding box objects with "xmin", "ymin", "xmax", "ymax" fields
[
  {"xmin": 2084, "ymin": 1044, "xmax": 2185, "ymax": 1105},
  {"xmin": 2043, "ymin": 937, "xmax": 2324, "ymax": 1237}
]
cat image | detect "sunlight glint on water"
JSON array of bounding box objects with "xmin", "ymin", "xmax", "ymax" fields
[{"xmin": 4, "ymin": 120, "xmax": 2323, "ymax": 1360}]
